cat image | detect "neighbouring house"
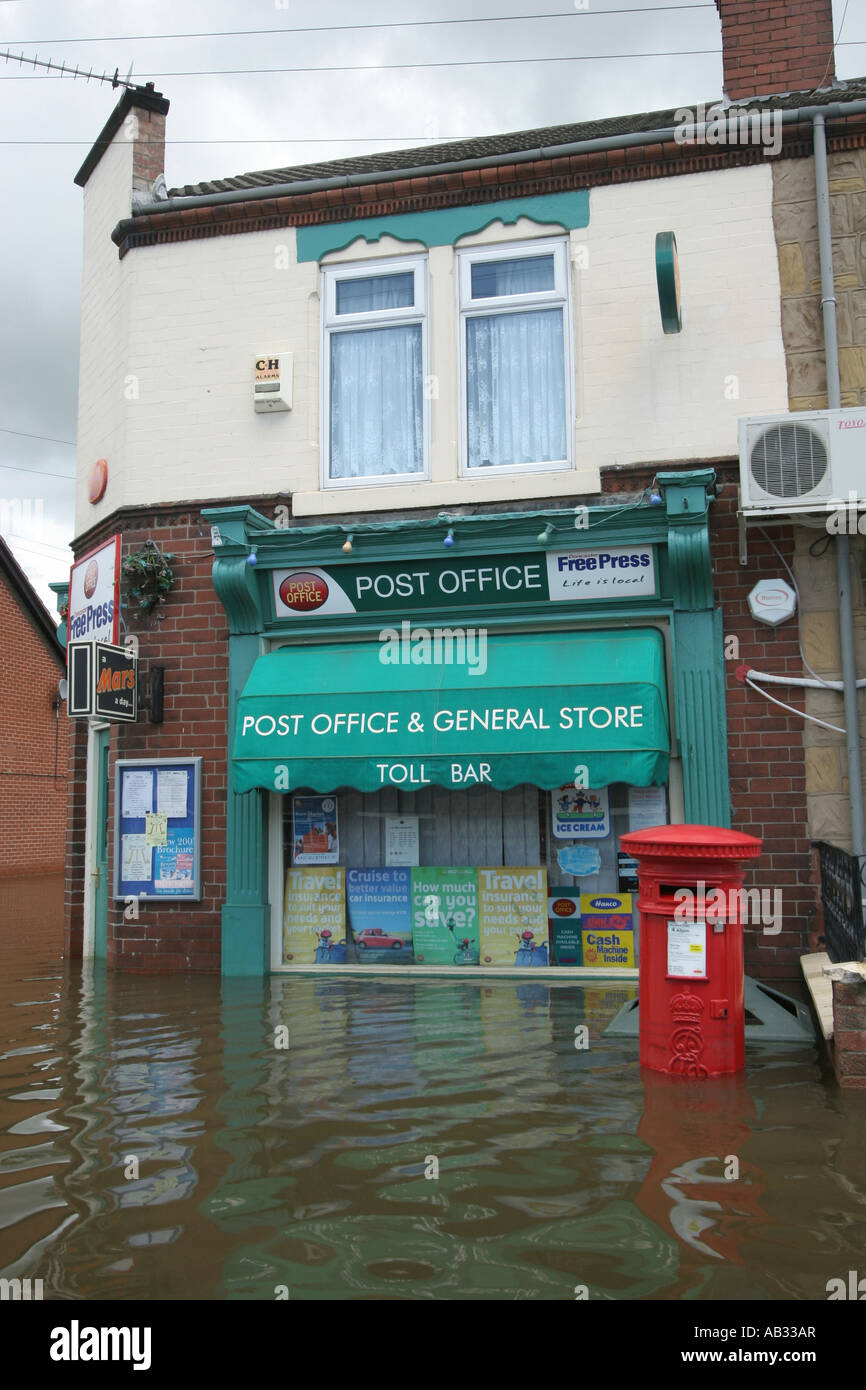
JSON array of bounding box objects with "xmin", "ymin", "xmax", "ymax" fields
[
  {"xmin": 0, "ymin": 536, "xmax": 68, "ymax": 876},
  {"xmin": 59, "ymin": 0, "xmax": 866, "ymax": 1061}
]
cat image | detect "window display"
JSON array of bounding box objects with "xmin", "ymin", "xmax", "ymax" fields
[{"xmin": 279, "ymin": 781, "xmax": 668, "ymax": 969}]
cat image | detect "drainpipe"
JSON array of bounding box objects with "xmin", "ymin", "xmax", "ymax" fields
[{"xmin": 813, "ymin": 112, "xmax": 866, "ymax": 874}]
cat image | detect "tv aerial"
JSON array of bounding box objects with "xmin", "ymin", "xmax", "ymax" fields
[{"xmin": 1, "ymin": 48, "xmax": 135, "ymax": 90}]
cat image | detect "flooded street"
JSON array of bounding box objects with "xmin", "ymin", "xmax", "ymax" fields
[{"xmin": 1, "ymin": 875, "xmax": 865, "ymax": 1303}]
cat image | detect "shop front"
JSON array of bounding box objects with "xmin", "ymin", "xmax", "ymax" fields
[{"xmin": 205, "ymin": 468, "xmax": 728, "ymax": 978}]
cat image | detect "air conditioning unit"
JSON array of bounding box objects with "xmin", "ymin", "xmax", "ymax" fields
[{"xmin": 739, "ymin": 408, "xmax": 866, "ymax": 516}]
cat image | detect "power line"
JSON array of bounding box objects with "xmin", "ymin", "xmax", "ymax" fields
[
  {"xmin": 110, "ymin": 48, "xmax": 725, "ymax": 78},
  {"xmin": 0, "ymin": 463, "xmax": 75, "ymax": 480},
  {"xmin": 0, "ymin": 426, "xmax": 75, "ymax": 446},
  {"xmin": 6, "ymin": 6, "xmax": 717, "ymax": 47},
  {"xmin": 1, "ymin": 137, "xmax": 468, "ymax": 145}
]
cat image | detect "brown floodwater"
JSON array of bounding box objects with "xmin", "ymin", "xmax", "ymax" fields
[{"xmin": 1, "ymin": 873, "xmax": 864, "ymax": 1301}]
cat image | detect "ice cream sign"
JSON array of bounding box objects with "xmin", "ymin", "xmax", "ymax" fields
[{"xmin": 272, "ymin": 546, "xmax": 655, "ymax": 618}]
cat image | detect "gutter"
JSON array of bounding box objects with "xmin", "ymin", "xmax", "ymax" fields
[{"xmin": 112, "ymin": 97, "xmax": 866, "ymax": 242}]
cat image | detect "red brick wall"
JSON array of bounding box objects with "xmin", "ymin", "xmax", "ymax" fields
[
  {"xmin": 715, "ymin": 0, "xmax": 835, "ymax": 100},
  {"xmin": 65, "ymin": 473, "xmax": 817, "ymax": 980},
  {"xmin": 710, "ymin": 472, "xmax": 817, "ymax": 984},
  {"xmin": 0, "ymin": 574, "xmax": 68, "ymax": 876},
  {"xmin": 110, "ymin": 512, "xmax": 228, "ymax": 972}
]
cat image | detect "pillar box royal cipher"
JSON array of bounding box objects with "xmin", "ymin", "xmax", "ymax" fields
[{"xmin": 620, "ymin": 824, "xmax": 763, "ymax": 1077}]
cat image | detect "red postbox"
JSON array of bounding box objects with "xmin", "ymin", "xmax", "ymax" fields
[{"xmin": 619, "ymin": 824, "xmax": 763, "ymax": 1077}]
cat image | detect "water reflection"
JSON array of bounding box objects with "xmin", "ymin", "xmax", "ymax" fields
[{"xmin": 1, "ymin": 881, "xmax": 865, "ymax": 1300}]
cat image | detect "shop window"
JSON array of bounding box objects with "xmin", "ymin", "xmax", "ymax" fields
[
  {"xmin": 279, "ymin": 782, "xmax": 668, "ymax": 971},
  {"xmin": 457, "ymin": 239, "xmax": 572, "ymax": 475},
  {"xmin": 321, "ymin": 256, "xmax": 428, "ymax": 487}
]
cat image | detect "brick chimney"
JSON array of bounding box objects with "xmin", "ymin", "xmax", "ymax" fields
[
  {"xmin": 74, "ymin": 83, "xmax": 169, "ymax": 202},
  {"xmin": 715, "ymin": 0, "xmax": 835, "ymax": 100}
]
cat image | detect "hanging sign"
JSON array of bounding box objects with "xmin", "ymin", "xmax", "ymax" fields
[
  {"xmin": 551, "ymin": 785, "xmax": 610, "ymax": 839},
  {"xmin": 67, "ymin": 641, "xmax": 137, "ymax": 721},
  {"xmin": 291, "ymin": 795, "xmax": 339, "ymax": 864},
  {"xmin": 67, "ymin": 536, "xmax": 120, "ymax": 647}
]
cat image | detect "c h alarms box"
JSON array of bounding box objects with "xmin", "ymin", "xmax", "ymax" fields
[{"xmin": 254, "ymin": 353, "xmax": 292, "ymax": 412}]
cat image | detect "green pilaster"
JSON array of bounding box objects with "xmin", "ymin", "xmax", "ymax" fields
[
  {"xmin": 210, "ymin": 532, "xmax": 272, "ymax": 977},
  {"xmin": 660, "ymin": 470, "xmax": 730, "ymax": 827},
  {"xmin": 222, "ymin": 633, "xmax": 269, "ymax": 976}
]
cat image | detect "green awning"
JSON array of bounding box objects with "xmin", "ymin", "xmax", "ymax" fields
[{"xmin": 232, "ymin": 627, "xmax": 669, "ymax": 795}]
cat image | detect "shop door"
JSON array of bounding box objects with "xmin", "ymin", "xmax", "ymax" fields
[{"xmin": 93, "ymin": 726, "xmax": 110, "ymax": 960}]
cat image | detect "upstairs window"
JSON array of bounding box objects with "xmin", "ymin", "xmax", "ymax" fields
[
  {"xmin": 322, "ymin": 257, "xmax": 428, "ymax": 487},
  {"xmin": 458, "ymin": 240, "xmax": 571, "ymax": 474}
]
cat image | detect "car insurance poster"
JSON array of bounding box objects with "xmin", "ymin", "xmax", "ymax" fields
[
  {"xmin": 411, "ymin": 867, "xmax": 479, "ymax": 965},
  {"xmin": 283, "ymin": 867, "xmax": 346, "ymax": 964},
  {"xmin": 478, "ymin": 867, "xmax": 548, "ymax": 966},
  {"xmin": 346, "ymin": 868, "xmax": 413, "ymax": 963}
]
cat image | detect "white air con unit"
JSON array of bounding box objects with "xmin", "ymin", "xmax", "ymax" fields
[{"xmin": 739, "ymin": 408, "xmax": 866, "ymax": 516}]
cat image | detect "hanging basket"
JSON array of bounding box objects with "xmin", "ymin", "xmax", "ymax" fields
[{"xmin": 121, "ymin": 541, "xmax": 177, "ymax": 618}]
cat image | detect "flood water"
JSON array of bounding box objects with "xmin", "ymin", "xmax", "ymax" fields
[{"xmin": 1, "ymin": 874, "xmax": 865, "ymax": 1302}]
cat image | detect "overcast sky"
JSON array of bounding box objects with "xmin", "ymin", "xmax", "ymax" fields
[{"xmin": 1, "ymin": 0, "xmax": 864, "ymax": 613}]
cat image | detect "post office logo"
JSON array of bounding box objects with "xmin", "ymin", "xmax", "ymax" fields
[
  {"xmin": 551, "ymin": 898, "xmax": 578, "ymax": 917},
  {"xmin": 278, "ymin": 572, "xmax": 329, "ymax": 612},
  {"xmin": 83, "ymin": 559, "xmax": 99, "ymax": 599}
]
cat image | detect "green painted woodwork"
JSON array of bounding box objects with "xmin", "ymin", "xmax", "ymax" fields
[
  {"xmin": 655, "ymin": 231, "xmax": 682, "ymax": 334},
  {"xmin": 94, "ymin": 727, "xmax": 110, "ymax": 961},
  {"xmin": 670, "ymin": 608, "xmax": 731, "ymax": 828},
  {"xmin": 222, "ymin": 634, "xmax": 269, "ymax": 976},
  {"xmin": 295, "ymin": 190, "xmax": 590, "ymax": 262},
  {"xmin": 206, "ymin": 468, "xmax": 728, "ymax": 974},
  {"xmin": 49, "ymin": 580, "xmax": 69, "ymax": 648},
  {"xmin": 233, "ymin": 628, "xmax": 670, "ymax": 795}
]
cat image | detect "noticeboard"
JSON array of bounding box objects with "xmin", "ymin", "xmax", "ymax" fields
[{"xmin": 114, "ymin": 758, "xmax": 202, "ymax": 901}]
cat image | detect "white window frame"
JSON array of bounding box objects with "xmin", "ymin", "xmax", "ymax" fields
[
  {"xmin": 457, "ymin": 237, "xmax": 573, "ymax": 478},
  {"xmin": 321, "ymin": 254, "xmax": 430, "ymax": 489}
]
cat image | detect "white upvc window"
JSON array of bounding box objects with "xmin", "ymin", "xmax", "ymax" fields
[
  {"xmin": 457, "ymin": 239, "xmax": 572, "ymax": 475},
  {"xmin": 321, "ymin": 255, "xmax": 429, "ymax": 488}
]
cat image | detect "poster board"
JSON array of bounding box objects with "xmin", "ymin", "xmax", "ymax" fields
[{"xmin": 114, "ymin": 758, "xmax": 202, "ymax": 900}]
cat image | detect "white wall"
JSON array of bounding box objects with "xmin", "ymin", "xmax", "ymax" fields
[{"xmin": 75, "ymin": 157, "xmax": 787, "ymax": 533}]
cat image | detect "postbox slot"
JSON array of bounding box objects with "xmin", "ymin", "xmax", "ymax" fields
[{"xmin": 657, "ymin": 883, "xmax": 725, "ymax": 899}]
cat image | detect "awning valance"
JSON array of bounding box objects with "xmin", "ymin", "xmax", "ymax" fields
[{"xmin": 232, "ymin": 628, "xmax": 670, "ymax": 795}]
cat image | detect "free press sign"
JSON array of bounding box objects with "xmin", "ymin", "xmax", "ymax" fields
[{"xmin": 68, "ymin": 536, "xmax": 120, "ymax": 647}]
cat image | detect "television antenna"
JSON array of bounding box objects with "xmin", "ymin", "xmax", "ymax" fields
[{"xmin": 1, "ymin": 48, "xmax": 135, "ymax": 89}]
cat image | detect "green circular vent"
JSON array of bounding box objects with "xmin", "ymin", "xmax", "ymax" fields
[{"xmin": 749, "ymin": 423, "xmax": 828, "ymax": 499}]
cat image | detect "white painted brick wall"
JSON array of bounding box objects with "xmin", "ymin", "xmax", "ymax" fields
[{"xmin": 75, "ymin": 158, "xmax": 787, "ymax": 532}]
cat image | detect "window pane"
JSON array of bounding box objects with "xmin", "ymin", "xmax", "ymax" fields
[
  {"xmin": 466, "ymin": 308, "xmax": 566, "ymax": 468},
  {"xmin": 330, "ymin": 324, "xmax": 423, "ymax": 479},
  {"xmin": 335, "ymin": 272, "xmax": 414, "ymax": 315},
  {"xmin": 470, "ymin": 254, "xmax": 555, "ymax": 300}
]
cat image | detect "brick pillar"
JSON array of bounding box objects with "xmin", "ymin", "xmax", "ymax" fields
[
  {"xmin": 715, "ymin": 0, "xmax": 835, "ymax": 100},
  {"xmin": 832, "ymin": 978, "xmax": 866, "ymax": 1088},
  {"xmin": 130, "ymin": 86, "xmax": 167, "ymax": 198}
]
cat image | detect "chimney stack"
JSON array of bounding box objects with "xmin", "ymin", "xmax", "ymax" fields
[{"xmin": 715, "ymin": 0, "xmax": 835, "ymax": 101}]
